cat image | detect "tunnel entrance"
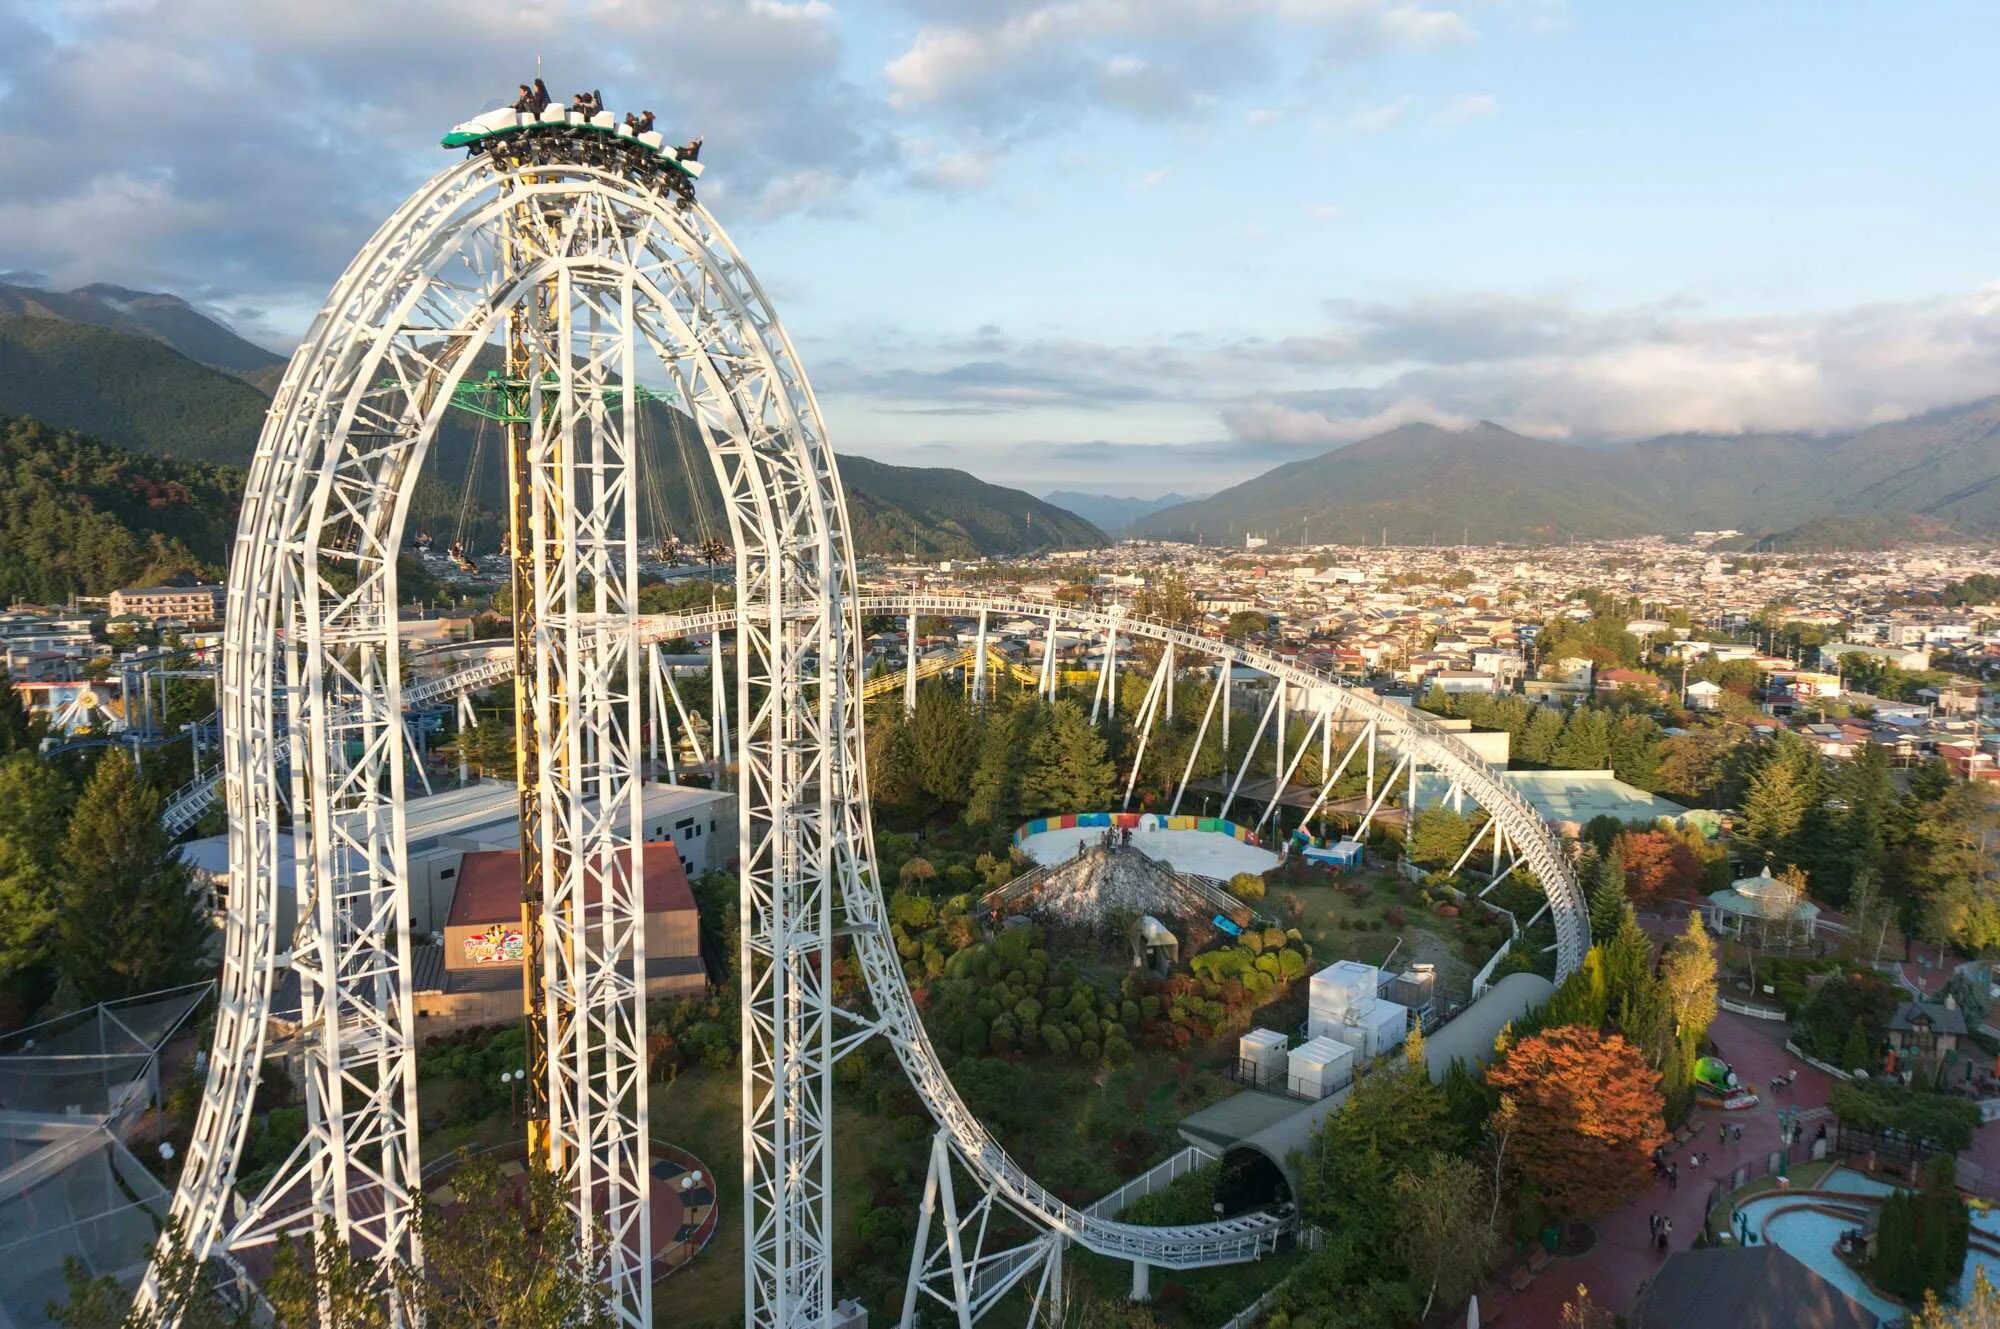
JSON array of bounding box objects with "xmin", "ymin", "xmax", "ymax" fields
[{"xmin": 1218, "ymin": 1145, "xmax": 1292, "ymax": 1216}]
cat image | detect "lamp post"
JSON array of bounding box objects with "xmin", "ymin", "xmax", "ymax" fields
[{"xmin": 502, "ymin": 1066, "xmax": 526, "ymax": 1122}]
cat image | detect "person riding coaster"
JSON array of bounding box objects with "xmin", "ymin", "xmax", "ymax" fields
[{"xmin": 441, "ymin": 85, "xmax": 703, "ymax": 182}]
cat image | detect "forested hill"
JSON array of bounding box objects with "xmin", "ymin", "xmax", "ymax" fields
[
  {"xmin": 837, "ymin": 456, "xmax": 1103, "ymax": 558},
  {"xmin": 0, "ymin": 280, "xmax": 283, "ymax": 374},
  {"xmin": 0, "ymin": 296, "xmax": 1106, "ymax": 559},
  {"xmin": 0, "ymin": 317, "xmax": 272, "ymax": 466},
  {"xmin": 0, "ymin": 416, "xmax": 241, "ymax": 602}
]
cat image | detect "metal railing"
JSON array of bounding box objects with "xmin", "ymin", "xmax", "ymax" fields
[{"xmin": 1083, "ymin": 1145, "xmax": 1219, "ymax": 1220}]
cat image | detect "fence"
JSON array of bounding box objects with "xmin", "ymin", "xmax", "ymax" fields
[
  {"xmin": 1718, "ymin": 996, "xmax": 1787, "ymax": 1022},
  {"xmin": 1083, "ymin": 1144, "xmax": 1219, "ymax": 1219}
]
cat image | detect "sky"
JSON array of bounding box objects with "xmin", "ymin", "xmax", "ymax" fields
[{"xmin": 4, "ymin": 0, "xmax": 2000, "ymax": 496}]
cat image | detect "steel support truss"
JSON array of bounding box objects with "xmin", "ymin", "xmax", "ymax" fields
[
  {"xmin": 143, "ymin": 152, "xmax": 858, "ymax": 1327},
  {"xmin": 900, "ymin": 1132, "xmax": 1066, "ymax": 1329}
]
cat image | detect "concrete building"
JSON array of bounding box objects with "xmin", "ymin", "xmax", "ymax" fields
[
  {"xmin": 182, "ymin": 780, "xmax": 734, "ymax": 939},
  {"xmin": 413, "ymin": 839, "xmax": 706, "ymax": 1033},
  {"xmin": 108, "ymin": 584, "xmax": 224, "ymax": 625}
]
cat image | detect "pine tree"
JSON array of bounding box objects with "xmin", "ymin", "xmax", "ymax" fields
[
  {"xmin": 0, "ymin": 673, "xmax": 32, "ymax": 755},
  {"xmin": 1518, "ymin": 706, "xmax": 1564, "ymax": 766},
  {"xmin": 1018, "ymin": 700, "xmax": 1115, "ymax": 816},
  {"xmin": 0, "ymin": 754, "xmax": 69, "ymax": 990},
  {"xmin": 1600, "ymin": 904, "xmax": 1654, "ymax": 1036},
  {"xmin": 1607, "ymin": 713, "xmax": 1661, "ymax": 790},
  {"xmin": 1589, "ymin": 841, "xmax": 1629, "ymax": 939},
  {"xmin": 1842, "ymin": 1016, "xmax": 1873, "ymax": 1074},
  {"xmin": 909, "ymin": 683, "xmax": 976, "ymax": 808},
  {"xmin": 1831, "ymin": 741, "xmax": 1899, "ymax": 903},
  {"xmin": 1551, "ymin": 708, "xmax": 1612, "ymax": 770},
  {"xmin": 1738, "ymin": 731, "xmax": 1822, "ymax": 870},
  {"xmin": 865, "ymin": 704, "xmax": 924, "ymax": 818},
  {"xmin": 51, "ymin": 750, "xmax": 210, "ymax": 1003},
  {"xmin": 966, "ymin": 698, "xmax": 1030, "ymax": 828}
]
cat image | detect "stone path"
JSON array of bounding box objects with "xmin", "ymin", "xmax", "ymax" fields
[{"xmin": 1467, "ymin": 1008, "xmax": 1841, "ymax": 1324}]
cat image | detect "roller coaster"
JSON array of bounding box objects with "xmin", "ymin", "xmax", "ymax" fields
[{"xmin": 145, "ymin": 121, "xmax": 1587, "ymax": 1329}]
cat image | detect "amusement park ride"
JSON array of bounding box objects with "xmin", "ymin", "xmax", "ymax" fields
[{"xmin": 140, "ymin": 101, "xmax": 1589, "ymax": 1327}]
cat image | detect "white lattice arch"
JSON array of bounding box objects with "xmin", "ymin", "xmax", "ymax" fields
[{"xmin": 153, "ymin": 147, "xmax": 1587, "ymax": 1329}]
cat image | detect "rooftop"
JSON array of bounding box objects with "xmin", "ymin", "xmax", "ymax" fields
[{"xmin": 448, "ymin": 840, "xmax": 695, "ymax": 927}]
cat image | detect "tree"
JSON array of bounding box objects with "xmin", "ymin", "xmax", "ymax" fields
[
  {"xmin": 1657, "ymin": 911, "xmax": 1717, "ymax": 1045},
  {"xmin": 1829, "ymin": 742, "xmax": 1898, "ymax": 904},
  {"xmin": 1226, "ymin": 871, "xmax": 1266, "ymax": 901},
  {"xmin": 1615, "ymin": 829, "xmax": 1703, "ymax": 903},
  {"xmin": 51, "ymin": 1219, "xmax": 253, "ymax": 1328},
  {"xmin": 1406, "ymin": 808, "xmax": 1476, "ymax": 869},
  {"xmin": 1134, "ymin": 572, "xmax": 1197, "ymax": 628},
  {"xmin": 1874, "ymin": 1156, "xmax": 1970, "ymax": 1304},
  {"xmin": 966, "ymin": 698, "xmax": 1033, "ymax": 828},
  {"xmin": 1483, "ymin": 1025, "xmax": 1666, "ymax": 1220},
  {"xmin": 0, "ymin": 673, "xmax": 31, "ymax": 755},
  {"xmin": 1017, "ymin": 699, "xmax": 1114, "ymax": 816},
  {"xmin": 1737, "ymin": 732, "xmax": 1822, "ymax": 872},
  {"xmin": 1913, "ymin": 1266, "xmax": 2000, "ymax": 1328},
  {"xmin": 1657, "ymin": 911, "xmax": 1717, "ymax": 1101},
  {"xmin": 1560, "ymin": 1284, "xmax": 1617, "ymax": 1329},
  {"xmin": 1392, "ymin": 1152, "xmax": 1496, "ymax": 1320},
  {"xmin": 1224, "ymin": 610, "xmax": 1269, "ymax": 640},
  {"xmin": 1588, "ymin": 841, "xmax": 1628, "ymax": 938},
  {"xmin": 51, "ymin": 750, "xmax": 210, "ymax": 1003},
  {"xmin": 1517, "ymin": 706, "xmax": 1565, "ymax": 766},
  {"xmin": 0, "ymin": 754, "xmax": 69, "ymax": 998},
  {"xmin": 1607, "ymin": 713, "xmax": 1662, "ymax": 790},
  {"xmin": 865, "ymin": 703, "xmax": 924, "ymax": 818},
  {"xmin": 909, "ymin": 684, "xmax": 976, "ymax": 808},
  {"xmin": 1550, "ymin": 708, "xmax": 1612, "ymax": 770},
  {"xmin": 1913, "ymin": 781, "xmax": 2000, "ymax": 952},
  {"xmin": 1599, "ymin": 905, "xmax": 1655, "ymax": 1039},
  {"xmin": 1841, "ymin": 1016, "xmax": 1873, "ymax": 1075},
  {"xmin": 403, "ymin": 1156, "xmax": 615, "ymax": 1326}
]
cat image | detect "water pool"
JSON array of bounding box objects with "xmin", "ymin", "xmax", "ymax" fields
[{"xmin": 1733, "ymin": 1166, "xmax": 2000, "ymax": 1325}]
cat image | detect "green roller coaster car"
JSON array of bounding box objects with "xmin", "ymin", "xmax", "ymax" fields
[{"xmin": 441, "ymin": 107, "xmax": 704, "ymax": 181}]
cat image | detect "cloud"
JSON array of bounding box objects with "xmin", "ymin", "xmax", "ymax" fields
[
  {"xmin": 1220, "ymin": 283, "xmax": 2000, "ymax": 444},
  {"xmin": 1342, "ymin": 95, "xmax": 1415, "ymax": 134},
  {"xmin": 883, "ymin": 0, "xmax": 1472, "ymax": 131},
  {"xmin": 0, "ymin": 0, "xmax": 879, "ymax": 293},
  {"xmin": 1132, "ymin": 167, "xmax": 1173, "ymax": 190},
  {"xmin": 1434, "ymin": 91, "xmax": 1498, "ymax": 124}
]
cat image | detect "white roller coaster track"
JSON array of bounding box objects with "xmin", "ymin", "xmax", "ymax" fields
[{"xmin": 147, "ymin": 140, "xmax": 1585, "ymax": 1328}]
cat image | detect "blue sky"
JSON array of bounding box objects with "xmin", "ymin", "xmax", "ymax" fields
[{"xmin": 5, "ymin": 0, "xmax": 2000, "ymax": 495}]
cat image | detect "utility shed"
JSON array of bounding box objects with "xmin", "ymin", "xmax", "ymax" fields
[{"xmin": 1205, "ymin": 973, "xmax": 1554, "ymax": 1195}]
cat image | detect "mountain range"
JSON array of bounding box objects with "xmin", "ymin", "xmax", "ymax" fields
[
  {"xmin": 1133, "ymin": 408, "xmax": 2000, "ymax": 546},
  {"xmin": 0, "ymin": 281, "xmax": 1104, "ymax": 560},
  {"xmin": 1041, "ymin": 490, "xmax": 1197, "ymax": 535}
]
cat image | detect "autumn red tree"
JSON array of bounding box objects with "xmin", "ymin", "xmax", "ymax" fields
[
  {"xmin": 1615, "ymin": 829, "xmax": 1704, "ymax": 903},
  {"xmin": 1484, "ymin": 1024, "xmax": 1666, "ymax": 1220}
]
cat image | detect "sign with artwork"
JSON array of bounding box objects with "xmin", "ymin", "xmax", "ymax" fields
[{"xmin": 462, "ymin": 924, "xmax": 524, "ymax": 965}]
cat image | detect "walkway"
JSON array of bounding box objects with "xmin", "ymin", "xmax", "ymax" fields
[{"xmin": 1469, "ymin": 1008, "xmax": 1841, "ymax": 1324}]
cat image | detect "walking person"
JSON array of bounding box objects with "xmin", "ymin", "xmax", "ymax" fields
[{"xmin": 1667, "ymin": 1163, "xmax": 1678, "ymax": 1190}]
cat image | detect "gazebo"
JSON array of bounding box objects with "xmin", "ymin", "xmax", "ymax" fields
[{"xmin": 1705, "ymin": 867, "xmax": 1819, "ymax": 948}]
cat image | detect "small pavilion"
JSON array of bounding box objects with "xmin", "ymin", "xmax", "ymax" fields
[{"xmin": 1705, "ymin": 866, "xmax": 1820, "ymax": 947}]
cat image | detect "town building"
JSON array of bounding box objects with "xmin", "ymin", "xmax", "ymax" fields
[
  {"xmin": 108, "ymin": 584, "xmax": 225, "ymax": 625},
  {"xmin": 413, "ymin": 839, "xmax": 707, "ymax": 1033}
]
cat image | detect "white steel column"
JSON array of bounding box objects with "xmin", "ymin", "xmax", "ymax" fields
[
  {"xmin": 905, "ymin": 596, "xmax": 919, "ymax": 714},
  {"xmin": 971, "ymin": 609, "xmax": 988, "ymax": 704}
]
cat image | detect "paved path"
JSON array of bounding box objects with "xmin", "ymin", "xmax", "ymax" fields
[{"xmin": 1467, "ymin": 1008, "xmax": 1838, "ymax": 1324}]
